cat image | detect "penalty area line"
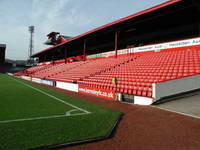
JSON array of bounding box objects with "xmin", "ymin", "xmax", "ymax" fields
[
  {"xmin": 10, "ymin": 77, "xmax": 91, "ymax": 114},
  {"xmin": 0, "ymin": 111, "xmax": 90, "ymax": 124}
]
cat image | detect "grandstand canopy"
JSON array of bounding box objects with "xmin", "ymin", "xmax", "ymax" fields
[
  {"xmin": 0, "ymin": 44, "xmax": 6, "ymax": 64},
  {"xmin": 32, "ymin": 0, "xmax": 200, "ymax": 62}
]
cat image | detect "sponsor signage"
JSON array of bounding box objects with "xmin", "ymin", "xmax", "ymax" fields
[
  {"xmin": 130, "ymin": 37, "xmax": 200, "ymax": 53},
  {"xmin": 37, "ymin": 61, "xmax": 51, "ymax": 66},
  {"xmin": 41, "ymin": 80, "xmax": 54, "ymax": 86},
  {"xmin": 21, "ymin": 76, "xmax": 31, "ymax": 81},
  {"xmin": 101, "ymin": 51, "xmax": 115, "ymax": 57},
  {"xmin": 56, "ymin": 81, "xmax": 79, "ymax": 92},
  {"xmin": 32, "ymin": 78, "xmax": 42, "ymax": 84},
  {"xmin": 7, "ymin": 73, "xmax": 13, "ymax": 76},
  {"xmin": 79, "ymin": 85, "xmax": 116, "ymax": 100},
  {"xmin": 87, "ymin": 37, "xmax": 200, "ymax": 59}
]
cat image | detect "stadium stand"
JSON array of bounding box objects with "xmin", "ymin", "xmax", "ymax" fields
[
  {"xmin": 0, "ymin": 44, "xmax": 7, "ymax": 73},
  {"xmin": 26, "ymin": 64, "xmax": 53, "ymax": 74},
  {"xmin": 45, "ymin": 56, "xmax": 131, "ymax": 82},
  {"xmin": 0, "ymin": 44, "xmax": 6, "ymax": 64},
  {"xmin": 32, "ymin": 61, "xmax": 86, "ymax": 81},
  {"xmin": 16, "ymin": 46, "xmax": 200, "ymax": 101},
  {"xmin": 78, "ymin": 48, "xmax": 200, "ymax": 98},
  {"xmin": 15, "ymin": 64, "xmax": 51, "ymax": 76},
  {"xmin": 15, "ymin": 0, "xmax": 200, "ymax": 104}
]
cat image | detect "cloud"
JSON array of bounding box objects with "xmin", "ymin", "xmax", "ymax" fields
[
  {"xmin": 30, "ymin": 0, "xmax": 96, "ymax": 55},
  {"xmin": 0, "ymin": 0, "xmax": 167, "ymax": 60}
]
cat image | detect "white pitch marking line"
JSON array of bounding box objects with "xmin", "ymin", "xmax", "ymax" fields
[
  {"xmin": 0, "ymin": 112, "xmax": 90, "ymax": 124},
  {"xmin": 66, "ymin": 109, "xmax": 79, "ymax": 116},
  {"xmin": 11, "ymin": 77, "xmax": 91, "ymax": 114}
]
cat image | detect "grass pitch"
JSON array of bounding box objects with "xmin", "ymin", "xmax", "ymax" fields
[{"xmin": 0, "ymin": 74, "xmax": 121, "ymax": 150}]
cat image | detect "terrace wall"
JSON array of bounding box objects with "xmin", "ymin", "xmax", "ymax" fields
[{"xmin": 153, "ymin": 75, "xmax": 200, "ymax": 101}]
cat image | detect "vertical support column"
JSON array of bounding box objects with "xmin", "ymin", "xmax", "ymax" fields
[
  {"xmin": 83, "ymin": 39, "xmax": 87, "ymax": 61},
  {"xmin": 115, "ymin": 30, "xmax": 119, "ymax": 58}
]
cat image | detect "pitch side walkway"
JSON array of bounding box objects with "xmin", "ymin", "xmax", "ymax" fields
[
  {"xmin": 154, "ymin": 92, "xmax": 200, "ymax": 118},
  {"xmin": 36, "ymin": 83, "xmax": 200, "ymax": 150}
]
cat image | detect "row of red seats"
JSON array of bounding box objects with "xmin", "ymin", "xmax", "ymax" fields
[
  {"xmin": 32, "ymin": 61, "xmax": 87, "ymax": 79},
  {"xmin": 46, "ymin": 56, "xmax": 135, "ymax": 82},
  {"xmin": 17, "ymin": 48, "xmax": 200, "ymax": 99},
  {"xmin": 79, "ymin": 48, "xmax": 200, "ymax": 98}
]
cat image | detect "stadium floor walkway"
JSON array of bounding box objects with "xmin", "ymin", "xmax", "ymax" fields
[
  {"xmin": 155, "ymin": 92, "xmax": 200, "ymax": 118},
  {"xmin": 35, "ymin": 82, "xmax": 200, "ymax": 150}
]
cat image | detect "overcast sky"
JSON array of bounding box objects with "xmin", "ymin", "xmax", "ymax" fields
[{"xmin": 0, "ymin": 0, "xmax": 167, "ymax": 60}]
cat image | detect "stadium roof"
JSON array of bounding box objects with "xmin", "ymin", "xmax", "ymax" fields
[
  {"xmin": 61, "ymin": 35, "xmax": 72, "ymax": 40},
  {"xmin": 32, "ymin": 0, "xmax": 199, "ymax": 58},
  {"xmin": 0, "ymin": 44, "xmax": 6, "ymax": 49}
]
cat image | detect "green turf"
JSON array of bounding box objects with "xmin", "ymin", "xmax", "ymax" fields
[{"xmin": 0, "ymin": 74, "xmax": 121, "ymax": 150}]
